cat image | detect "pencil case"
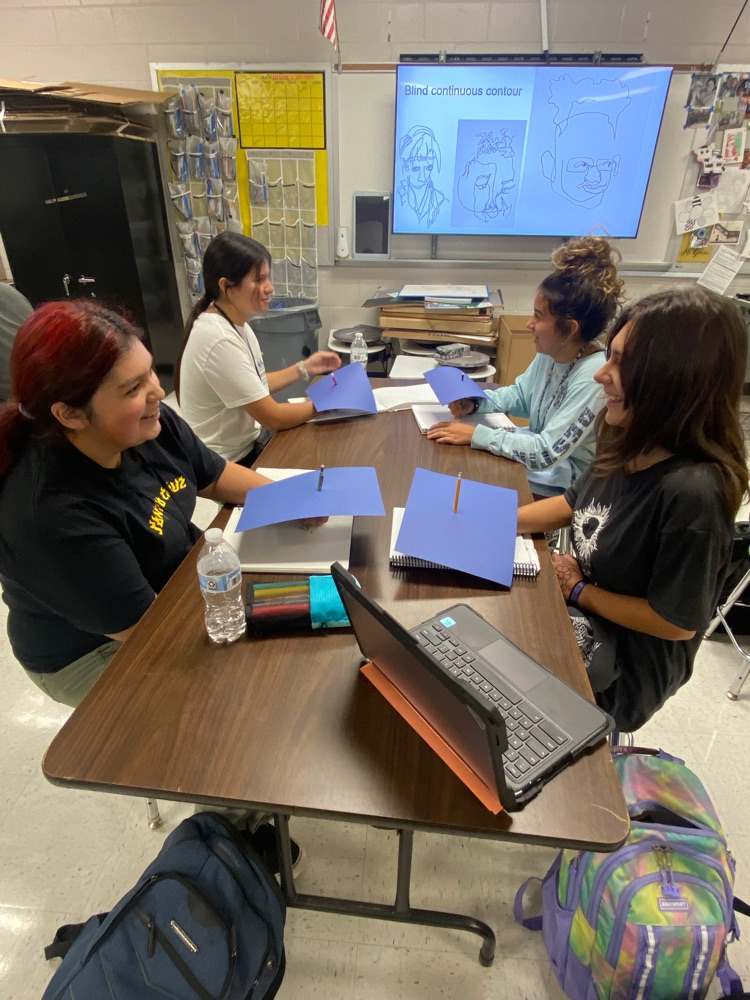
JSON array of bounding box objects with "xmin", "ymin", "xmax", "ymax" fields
[{"xmin": 245, "ymin": 575, "xmax": 350, "ymax": 636}]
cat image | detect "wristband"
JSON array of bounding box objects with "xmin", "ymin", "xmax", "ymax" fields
[
  {"xmin": 296, "ymin": 360, "xmax": 310, "ymax": 383},
  {"xmin": 468, "ymin": 399, "xmax": 479, "ymax": 415},
  {"xmin": 569, "ymin": 580, "xmax": 588, "ymax": 608}
]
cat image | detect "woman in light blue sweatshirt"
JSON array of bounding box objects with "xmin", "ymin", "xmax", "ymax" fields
[{"xmin": 427, "ymin": 237, "xmax": 624, "ymax": 496}]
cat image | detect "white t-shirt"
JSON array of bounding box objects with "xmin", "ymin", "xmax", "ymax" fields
[{"xmin": 179, "ymin": 311, "xmax": 269, "ymax": 462}]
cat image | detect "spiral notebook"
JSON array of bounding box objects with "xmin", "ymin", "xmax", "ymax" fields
[{"xmin": 389, "ymin": 507, "xmax": 540, "ymax": 578}]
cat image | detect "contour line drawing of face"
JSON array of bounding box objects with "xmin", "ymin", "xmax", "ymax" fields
[
  {"xmin": 541, "ymin": 76, "xmax": 630, "ymax": 209},
  {"xmin": 457, "ymin": 129, "xmax": 516, "ymax": 222},
  {"xmin": 398, "ymin": 125, "xmax": 447, "ymax": 228}
]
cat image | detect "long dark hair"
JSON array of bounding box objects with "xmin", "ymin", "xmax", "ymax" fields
[
  {"xmin": 592, "ymin": 286, "xmax": 748, "ymax": 517},
  {"xmin": 174, "ymin": 232, "xmax": 272, "ymax": 400},
  {"xmin": 0, "ymin": 301, "xmax": 141, "ymax": 480},
  {"xmin": 539, "ymin": 236, "xmax": 625, "ymax": 343}
]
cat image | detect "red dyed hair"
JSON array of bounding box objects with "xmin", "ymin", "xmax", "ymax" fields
[{"xmin": 0, "ymin": 300, "xmax": 142, "ymax": 479}]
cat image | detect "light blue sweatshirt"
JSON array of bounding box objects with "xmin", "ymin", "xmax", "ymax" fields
[{"xmin": 472, "ymin": 352, "xmax": 605, "ymax": 496}]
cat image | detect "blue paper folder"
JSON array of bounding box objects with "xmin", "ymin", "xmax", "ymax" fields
[
  {"xmin": 306, "ymin": 362, "xmax": 377, "ymax": 413},
  {"xmin": 395, "ymin": 468, "xmax": 518, "ymax": 586},
  {"xmin": 423, "ymin": 367, "xmax": 489, "ymax": 406},
  {"xmin": 236, "ymin": 466, "xmax": 385, "ymax": 531}
]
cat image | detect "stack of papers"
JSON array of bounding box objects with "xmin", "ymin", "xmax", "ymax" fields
[{"xmin": 411, "ymin": 404, "xmax": 515, "ymax": 435}]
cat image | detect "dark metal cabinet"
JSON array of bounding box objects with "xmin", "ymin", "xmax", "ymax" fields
[{"xmin": 0, "ymin": 134, "xmax": 182, "ymax": 380}]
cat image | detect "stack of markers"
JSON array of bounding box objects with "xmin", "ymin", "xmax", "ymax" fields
[
  {"xmin": 245, "ymin": 574, "xmax": 350, "ymax": 636},
  {"xmin": 246, "ymin": 579, "xmax": 311, "ymax": 635}
]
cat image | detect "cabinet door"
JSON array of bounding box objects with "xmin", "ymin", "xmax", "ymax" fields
[
  {"xmin": 44, "ymin": 135, "xmax": 147, "ymax": 330},
  {"xmin": 0, "ymin": 136, "xmax": 73, "ymax": 303}
]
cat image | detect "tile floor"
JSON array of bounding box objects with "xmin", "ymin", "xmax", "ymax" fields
[{"xmin": 2, "ymin": 498, "xmax": 750, "ymax": 997}]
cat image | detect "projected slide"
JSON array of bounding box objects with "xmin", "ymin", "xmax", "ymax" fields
[{"xmin": 393, "ymin": 65, "xmax": 672, "ymax": 238}]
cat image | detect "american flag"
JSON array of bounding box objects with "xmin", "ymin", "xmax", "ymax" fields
[{"xmin": 319, "ymin": 0, "xmax": 339, "ymax": 51}]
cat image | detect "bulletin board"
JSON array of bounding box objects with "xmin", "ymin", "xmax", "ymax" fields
[{"xmin": 151, "ymin": 62, "xmax": 334, "ymax": 301}]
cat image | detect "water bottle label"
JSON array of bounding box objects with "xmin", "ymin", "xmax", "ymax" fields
[{"xmin": 199, "ymin": 567, "xmax": 242, "ymax": 593}]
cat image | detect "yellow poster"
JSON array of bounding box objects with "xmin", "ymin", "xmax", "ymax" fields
[
  {"xmin": 676, "ymin": 231, "xmax": 712, "ymax": 263},
  {"xmin": 236, "ymin": 72, "xmax": 326, "ymax": 151}
]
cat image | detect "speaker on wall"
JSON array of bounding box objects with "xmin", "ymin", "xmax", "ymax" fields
[{"xmin": 352, "ymin": 191, "xmax": 391, "ymax": 260}]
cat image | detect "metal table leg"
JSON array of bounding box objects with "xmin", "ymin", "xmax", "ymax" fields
[
  {"xmin": 145, "ymin": 798, "xmax": 162, "ymax": 829},
  {"xmin": 273, "ymin": 814, "xmax": 496, "ymax": 966}
]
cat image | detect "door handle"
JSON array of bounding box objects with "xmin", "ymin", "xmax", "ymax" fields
[
  {"xmin": 62, "ymin": 273, "xmax": 70, "ymax": 296},
  {"xmin": 78, "ymin": 276, "xmax": 96, "ymax": 284}
]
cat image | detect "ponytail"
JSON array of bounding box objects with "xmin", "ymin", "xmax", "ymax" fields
[
  {"xmin": 173, "ymin": 293, "xmax": 210, "ymax": 402},
  {"xmin": 0, "ymin": 401, "xmax": 32, "ymax": 480}
]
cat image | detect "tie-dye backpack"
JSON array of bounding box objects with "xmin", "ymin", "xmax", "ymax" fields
[{"xmin": 514, "ymin": 748, "xmax": 744, "ymax": 1000}]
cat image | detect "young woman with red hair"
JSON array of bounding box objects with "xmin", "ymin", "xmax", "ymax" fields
[{"xmin": 0, "ymin": 300, "xmax": 275, "ymax": 707}]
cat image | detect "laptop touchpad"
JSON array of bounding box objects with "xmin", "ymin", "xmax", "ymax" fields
[{"xmin": 479, "ymin": 638, "xmax": 548, "ymax": 692}]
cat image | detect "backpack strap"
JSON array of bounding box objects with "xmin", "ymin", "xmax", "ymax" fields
[
  {"xmin": 513, "ymin": 878, "xmax": 543, "ymax": 931},
  {"xmin": 734, "ymin": 896, "xmax": 750, "ymax": 919},
  {"xmin": 610, "ymin": 746, "xmax": 684, "ymax": 764},
  {"xmin": 44, "ymin": 915, "xmax": 107, "ymax": 961},
  {"xmin": 716, "ymin": 954, "xmax": 745, "ymax": 997}
]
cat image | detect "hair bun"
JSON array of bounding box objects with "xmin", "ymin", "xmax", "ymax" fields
[{"xmin": 551, "ymin": 236, "xmax": 625, "ymax": 303}]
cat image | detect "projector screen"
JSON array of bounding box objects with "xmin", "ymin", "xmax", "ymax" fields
[{"xmin": 393, "ymin": 64, "xmax": 672, "ymax": 239}]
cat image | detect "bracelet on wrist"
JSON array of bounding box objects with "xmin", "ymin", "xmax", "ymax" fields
[
  {"xmin": 296, "ymin": 360, "xmax": 310, "ymax": 383},
  {"xmin": 569, "ymin": 580, "xmax": 588, "ymax": 608}
]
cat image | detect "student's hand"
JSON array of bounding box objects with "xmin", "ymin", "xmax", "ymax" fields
[
  {"xmin": 425, "ymin": 422, "xmax": 475, "ymax": 446},
  {"xmin": 305, "ymin": 351, "xmax": 342, "ymax": 376},
  {"xmin": 551, "ymin": 553, "xmax": 584, "ymax": 600},
  {"xmin": 298, "ymin": 516, "xmax": 329, "ymax": 531},
  {"xmin": 448, "ymin": 398, "xmax": 476, "ymax": 419}
]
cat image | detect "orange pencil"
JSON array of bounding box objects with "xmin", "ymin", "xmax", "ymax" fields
[{"xmin": 453, "ymin": 472, "xmax": 462, "ymax": 514}]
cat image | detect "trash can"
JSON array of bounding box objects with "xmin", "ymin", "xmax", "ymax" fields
[{"xmin": 251, "ymin": 297, "xmax": 322, "ymax": 402}]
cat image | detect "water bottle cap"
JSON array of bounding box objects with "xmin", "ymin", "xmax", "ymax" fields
[{"xmin": 205, "ymin": 528, "xmax": 224, "ymax": 544}]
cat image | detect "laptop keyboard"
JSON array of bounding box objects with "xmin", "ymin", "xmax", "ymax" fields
[{"xmin": 415, "ymin": 621, "xmax": 571, "ymax": 785}]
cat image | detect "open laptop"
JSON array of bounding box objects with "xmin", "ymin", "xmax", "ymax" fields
[{"xmin": 331, "ymin": 563, "xmax": 613, "ymax": 812}]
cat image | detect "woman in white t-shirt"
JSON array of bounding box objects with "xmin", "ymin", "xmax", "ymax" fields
[{"xmin": 175, "ymin": 233, "xmax": 340, "ymax": 464}]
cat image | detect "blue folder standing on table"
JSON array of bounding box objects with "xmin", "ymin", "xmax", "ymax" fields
[
  {"xmin": 395, "ymin": 467, "xmax": 517, "ymax": 587},
  {"xmin": 306, "ymin": 361, "xmax": 377, "ymax": 422}
]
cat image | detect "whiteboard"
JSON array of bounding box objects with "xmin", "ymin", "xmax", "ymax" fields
[{"xmin": 336, "ymin": 70, "xmax": 695, "ymax": 269}]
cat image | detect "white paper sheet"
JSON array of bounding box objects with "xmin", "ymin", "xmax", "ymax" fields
[
  {"xmin": 697, "ymin": 245, "xmax": 745, "ymax": 295},
  {"xmin": 674, "ymin": 193, "xmax": 720, "ymax": 235}
]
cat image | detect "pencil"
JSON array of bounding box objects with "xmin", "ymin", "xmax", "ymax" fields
[
  {"xmin": 332, "ymin": 373, "xmax": 338, "ymax": 386},
  {"xmin": 317, "ymin": 464, "xmax": 325, "ymax": 492},
  {"xmin": 453, "ymin": 472, "xmax": 462, "ymax": 514}
]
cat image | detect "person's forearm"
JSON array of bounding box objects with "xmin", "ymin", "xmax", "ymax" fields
[
  {"xmin": 198, "ymin": 463, "xmax": 274, "ymax": 505},
  {"xmin": 266, "ymin": 362, "xmax": 306, "ymax": 394},
  {"xmin": 256, "ymin": 399, "xmax": 315, "ymax": 431},
  {"xmin": 517, "ymin": 495, "xmax": 572, "ymax": 533},
  {"xmin": 577, "ymin": 585, "xmax": 695, "ymax": 640}
]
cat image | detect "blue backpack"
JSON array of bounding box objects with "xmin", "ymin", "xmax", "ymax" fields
[
  {"xmin": 514, "ymin": 748, "xmax": 745, "ymax": 1000},
  {"xmin": 41, "ymin": 812, "xmax": 286, "ymax": 1000}
]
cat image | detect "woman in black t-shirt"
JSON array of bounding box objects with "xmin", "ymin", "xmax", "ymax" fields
[
  {"xmin": 517, "ymin": 286, "xmax": 749, "ymax": 731},
  {"xmin": 0, "ymin": 301, "xmax": 281, "ymax": 707}
]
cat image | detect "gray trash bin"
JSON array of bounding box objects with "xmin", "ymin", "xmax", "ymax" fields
[{"xmin": 251, "ymin": 297, "xmax": 322, "ymax": 402}]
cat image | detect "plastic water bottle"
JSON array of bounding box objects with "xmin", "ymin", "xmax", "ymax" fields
[
  {"xmin": 197, "ymin": 528, "xmax": 246, "ymax": 644},
  {"xmin": 350, "ymin": 331, "xmax": 368, "ymax": 369}
]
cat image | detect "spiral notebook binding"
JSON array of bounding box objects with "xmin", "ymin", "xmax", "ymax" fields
[{"xmin": 389, "ymin": 509, "xmax": 540, "ymax": 579}]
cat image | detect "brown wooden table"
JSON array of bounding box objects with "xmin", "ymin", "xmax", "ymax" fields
[{"xmin": 43, "ymin": 381, "xmax": 628, "ymax": 964}]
